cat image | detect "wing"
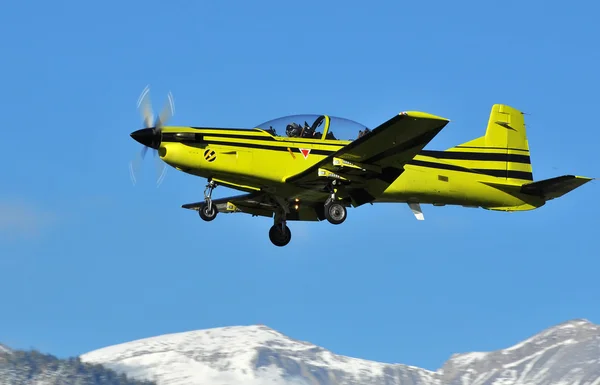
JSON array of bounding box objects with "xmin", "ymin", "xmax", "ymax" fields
[
  {"xmin": 284, "ymin": 111, "xmax": 450, "ymax": 205},
  {"xmin": 182, "ymin": 191, "xmax": 323, "ymax": 221}
]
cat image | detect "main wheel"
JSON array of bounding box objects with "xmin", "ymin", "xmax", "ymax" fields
[
  {"xmin": 199, "ymin": 203, "xmax": 218, "ymax": 221},
  {"xmin": 269, "ymin": 224, "xmax": 292, "ymax": 247},
  {"xmin": 325, "ymin": 202, "xmax": 347, "ymax": 225}
]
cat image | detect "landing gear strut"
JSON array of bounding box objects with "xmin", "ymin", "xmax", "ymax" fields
[
  {"xmin": 324, "ymin": 180, "xmax": 347, "ymax": 225},
  {"xmin": 199, "ymin": 180, "xmax": 218, "ymax": 221}
]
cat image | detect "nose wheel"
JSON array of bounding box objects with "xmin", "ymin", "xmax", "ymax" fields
[
  {"xmin": 199, "ymin": 203, "xmax": 218, "ymax": 221},
  {"xmin": 199, "ymin": 180, "xmax": 218, "ymax": 222}
]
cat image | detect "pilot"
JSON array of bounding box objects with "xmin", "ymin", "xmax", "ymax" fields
[
  {"xmin": 286, "ymin": 122, "xmax": 302, "ymax": 137},
  {"xmin": 301, "ymin": 121, "xmax": 317, "ymax": 138},
  {"xmin": 357, "ymin": 128, "xmax": 371, "ymax": 139},
  {"xmin": 265, "ymin": 125, "xmax": 276, "ymax": 135}
]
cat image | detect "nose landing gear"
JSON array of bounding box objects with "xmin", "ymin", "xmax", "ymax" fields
[{"xmin": 199, "ymin": 180, "xmax": 218, "ymax": 221}]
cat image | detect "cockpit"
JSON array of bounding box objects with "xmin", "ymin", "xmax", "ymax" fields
[{"xmin": 254, "ymin": 114, "xmax": 371, "ymax": 142}]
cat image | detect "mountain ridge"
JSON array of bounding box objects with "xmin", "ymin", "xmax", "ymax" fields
[
  {"xmin": 0, "ymin": 343, "xmax": 11, "ymax": 354},
  {"xmin": 0, "ymin": 348, "xmax": 156, "ymax": 385},
  {"xmin": 78, "ymin": 318, "xmax": 600, "ymax": 385},
  {"xmin": 442, "ymin": 318, "xmax": 597, "ymax": 368}
]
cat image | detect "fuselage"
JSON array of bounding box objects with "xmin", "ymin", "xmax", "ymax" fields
[{"xmin": 157, "ymin": 126, "xmax": 544, "ymax": 212}]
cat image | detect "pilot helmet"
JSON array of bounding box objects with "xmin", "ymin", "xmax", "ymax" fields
[{"xmin": 286, "ymin": 122, "xmax": 301, "ymax": 137}]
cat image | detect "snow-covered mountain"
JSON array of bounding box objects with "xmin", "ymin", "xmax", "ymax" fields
[
  {"xmin": 81, "ymin": 324, "xmax": 437, "ymax": 385},
  {"xmin": 79, "ymin": 319, "xmax": 600, "ymax": 385},
  {"xmin": 440, "ymin": 319, "xmax": 600, "ymax": 385}
]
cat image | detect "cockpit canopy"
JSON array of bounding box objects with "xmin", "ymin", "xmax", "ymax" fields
[{"xmin": 255, "ymin": 114, "xmax": 371, "ymax": 141}]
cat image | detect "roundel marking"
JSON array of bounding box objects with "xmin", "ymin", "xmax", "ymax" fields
[{"xmin": 204, "ymin": 148, "xmax": 217, "ymax": 162}]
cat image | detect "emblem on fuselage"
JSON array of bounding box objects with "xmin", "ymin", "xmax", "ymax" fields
[
  {"xmin": 204, "ymin": 148, "xmax": 216, "ymax": 162},
  {"xmin": 299, "ymin": 148, "xmax": 311, "ymax": 159}
]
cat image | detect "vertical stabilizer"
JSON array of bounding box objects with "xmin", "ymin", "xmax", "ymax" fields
[{"xmin": 443, "ymin": 104, "xmax": 534, "ymax": 184}]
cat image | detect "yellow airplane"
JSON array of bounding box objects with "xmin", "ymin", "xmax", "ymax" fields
[{"xmin": 130, "ymin": 87, "xmax": 593, "ymax": 247}]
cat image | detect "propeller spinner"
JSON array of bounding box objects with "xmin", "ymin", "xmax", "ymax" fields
[{"xmin": 129, "ymin": 85, "xmax": 174, "ymax": 187}]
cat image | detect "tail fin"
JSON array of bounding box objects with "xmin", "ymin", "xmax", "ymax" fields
[{"xmin": 444, "ymin": 104, "xmax": 534, "ymax": 184}]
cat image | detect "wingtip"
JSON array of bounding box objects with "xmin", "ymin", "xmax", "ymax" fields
[
  {"xmin": 181, "ymin": 203, "xmax": 201, "ymax": 210},
  {"xmin": 401, "ymin": 111, "xmax": 450, "ymax": 122},
  {"xmin": 575, "ymin": 175, "xmax": 595, "ymax": 182}
]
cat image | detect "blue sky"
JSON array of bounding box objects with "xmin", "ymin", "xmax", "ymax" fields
[{"xmin": 1, "ymin": 0, "xmax": 599, "ymax": 372}]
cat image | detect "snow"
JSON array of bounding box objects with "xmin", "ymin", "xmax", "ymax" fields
[
  {"xmin": 502, "ymin": 318, "xmax": 596, "ymax": 353},
  {"xmin": 448, "ymin": 352, "xmax": 488, "ymax": 368},
  {"xmin": 503, "ymin": 339, "xmax": 576, "ymax": 369},
  {"xmin": 79, "ymin": 320, "xmax": 600, "ymax": 385}
]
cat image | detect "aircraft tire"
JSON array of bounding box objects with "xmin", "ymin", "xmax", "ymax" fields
[
  {"xmin": 199, "ymin": 203, "xmax": 218, "ymax": 221},
  {"xmin": 269, "ymin": 224, "xmax": 292, "ymax": 247},
  {"xmin": 324, "ymin": 202, "xmax": 346, "ymax": 225}
]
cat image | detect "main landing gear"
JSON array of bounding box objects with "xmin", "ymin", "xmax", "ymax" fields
[
  {"xmin": 198, "ymin": 180, "xmax": 218, "ymax": 221},
  {"xmin": 269, "ymin": 222, "xmax": 292, "ymax": 247},
  {"xmin": 269, "ymin": 197, "xmax": 292, "ymax": 247},
  {"xmin": 323, "ymin": 180, "xmax": 347, "ymax": 225},
  {"xmin": 324, "ymin": 199, "xmax": 347, "ymax": 225},
  {"xmin": 268, "ymin": 180, "xmax": 347, "ymax": 247},
  {"xmin": 195, "ymin": 178, "xmax": 348, "ymax": 247}
]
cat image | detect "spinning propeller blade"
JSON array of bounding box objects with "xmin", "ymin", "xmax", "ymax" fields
[{"xmin": 129, "ymin": 85, "xmax": 174, "ymax": 187}]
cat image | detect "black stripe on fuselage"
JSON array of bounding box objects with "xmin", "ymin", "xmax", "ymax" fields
[
  {"xmin": 420, "ymin": 150, "xmax": 531, "ymax": 164},
  {"xmin": 163, "ymin": 134, "xmax": 339, "ymax": 156},
  {"xmin": 187, "ymin": 129, "xmax": 347, "ymax": 147},
  {"xmin": 200, "ymin": 140, "xmax": 337, "ymax": 156},
  {"xmin": 162, "ymin": 131, "xmax": 346, "ymax": 150},
  {"xmin": 456, "ymin": 145, "xmax": 529, "ymax": 152},
  {"xmin": 409, "ymin": 159, "xmax": 533, "ymax": 180}
]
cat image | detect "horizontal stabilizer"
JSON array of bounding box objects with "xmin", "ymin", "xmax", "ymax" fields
[{"xmin": 520, "ymin": 175, "xmax": 593, "ymax": 200}]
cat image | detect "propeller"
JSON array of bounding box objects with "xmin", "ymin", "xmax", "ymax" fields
[{"xmin": 129, "ymin": 85, "xmax": 175, "ymax": 187}]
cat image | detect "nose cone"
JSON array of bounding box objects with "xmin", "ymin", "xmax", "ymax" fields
[{"xmin": 130, "ymin": 127, "xmax": 160, "ymax": 149}]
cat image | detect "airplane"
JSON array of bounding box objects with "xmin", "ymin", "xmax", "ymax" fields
[{"xmin": 129, "ymin": 87, "xmax": 593, "ymax": 247}]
